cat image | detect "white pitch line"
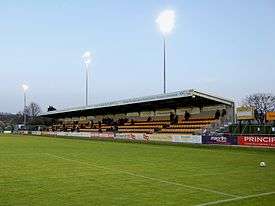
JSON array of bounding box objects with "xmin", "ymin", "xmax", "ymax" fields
[
  {"xmin": 43, "ymin": 153, "xmax": 237, "ymax": 198},
  {"xmin": 195, "ymin": 191, "xmax": 275, "ymax": 206},
  {"xmin": 0, "ymin": 153, "xmax": 44, "ymax": 156}
]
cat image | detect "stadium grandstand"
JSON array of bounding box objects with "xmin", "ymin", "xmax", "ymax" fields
[{"xmin": 41, "ymin": 89, "xmax": 235, "ymax": 135}]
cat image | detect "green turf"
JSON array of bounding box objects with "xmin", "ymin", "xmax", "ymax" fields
[{"xmin": 0, "ymin": 134, "xmax": 275, "ymax": 206}]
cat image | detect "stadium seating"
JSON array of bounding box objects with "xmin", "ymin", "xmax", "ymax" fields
[
  {"xmin": 118, "ymin": 125, "xmax": 163, "ymax": 129},
  {"xmin": 160, "ymin": 128, "xmax": 197, "ymax": 133},
  {"xmin": 116, "ymin": 116, "xmax": 216, "ymax": 134},
  {"xmin": 117, "ymin": 128, "xmax": 155, "ymax": 133},
  {"xmin": 169, "ymin": 124, "xmax": 207, "ymax": 129},
  {"xmin": 130, "ymin": 121, "xmax": 169, "ymax": 125},
  {"xmin": 153, "ymin": 116, "xmax": 170, "ymax": 121},
  {"xmin": 79, "ymin": 128, "xmax": 107, "ymax": 132},
  {"xmin": 48, "ymin": 115, "xmax": 216, "ymax": 135}
]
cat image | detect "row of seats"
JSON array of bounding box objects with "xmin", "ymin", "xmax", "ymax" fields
[
  {"xmin": 50, "ymin": 116, "xmax": 216, "ymax": 134},
  {"xmin": 160, "ymin": 128, "xmax": 198, "ymax": 133},
  {"xmin": 128, "ymin": 116, "xmax": 170, "ymax": 122},
  {"xmin": 179, "ymin": 120, "xmax": 215, "ymax": 124},
  {"xmin": 120, "ymin": 117, "xmax": 215, "ymax": 134},
  {"xmin": 168, "ymin": 124, "xmax": 208, "ymax": 129},
  {"xmin": 79, "ymin": 128, "xmax": 107, "ymax": 132},
  {"xmin": 55, "ymin": 120, "xmax": 214, "ymax": 128},
  {"xmin": 118, "ymin": 125, "xmax": 163, "ymax": 129},
  {"xmin": 52, "ymin": 124, "xmax": 112, "ymax": 130},
  {"xmin": 130, "ymin": 121, "xmax": 169, "ymax": 125},
  {"xmin": 118, "ymin": 128, "xmax": 155, "ymax": 133}
]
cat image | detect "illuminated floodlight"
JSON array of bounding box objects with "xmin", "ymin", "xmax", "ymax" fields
[
  {"xmin": 82, "ymin": 51, "xmax": 92, "ymax": 67},
  {"xmin": 156, "ymin": 10, "xmax": 175, "ymax": 36},
  {"xmin": 82, "ymin": 51, "xmax": 93, "ymax": 106},
  {"xmin": 22, "ymin": 84, "xmax": 29, "ymax": 92},
  {"xmin": 21, "ymin": 84, "xmax": 29, "ymax": 128},
  {"xmin": 156, "ymin": 9, "xmax": 176, "ymax": 94}
]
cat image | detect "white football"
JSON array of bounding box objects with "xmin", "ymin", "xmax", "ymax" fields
[{"xmin": 260, "ymin": 161, "xmax": 266, "ymax": 167}]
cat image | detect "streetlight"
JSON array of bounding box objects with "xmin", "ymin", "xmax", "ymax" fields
[
  {"xmin": 156, "ymin": 9, "xmax": 175, "ymax": 94},
  {"xmin": 82, "ymin": 51, "xmax": 93, "ymax": 106},
  {"xmin": 22, "ymin": 84, "xmax": 29, "ymax": 128}
]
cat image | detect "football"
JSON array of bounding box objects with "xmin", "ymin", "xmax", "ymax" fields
[{"xmin": 260, "ymin": 161, "xmax": 266, "ymax": 167}]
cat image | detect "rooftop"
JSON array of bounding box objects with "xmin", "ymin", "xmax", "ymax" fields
[{"xmin": 41, "ymin": 89, "xmax": 234, "ymax": 118}]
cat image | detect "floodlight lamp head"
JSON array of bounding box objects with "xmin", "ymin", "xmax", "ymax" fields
[
  {"xmin": 156, "ymin": 10, "xmax": 175, "ymax": 36},
  {"xmin": 22, "ymin": 84, "xmax": 29, "ymax": 92},
  {"xmin": 82, "ymin": 51, "xmax": 92, "ymax": 66}
]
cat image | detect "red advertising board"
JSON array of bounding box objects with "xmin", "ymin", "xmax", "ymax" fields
[{"xmin": 238, "ymin": 136, "xmax": 275, "ymax": 147}]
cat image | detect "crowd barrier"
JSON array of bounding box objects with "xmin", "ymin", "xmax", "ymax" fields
[
  {"xmin": 114, "ymin": 133, "xmax": 202, "ymax": 143},
  {"xmin": 25, "ymin": 131, "xmax": 275, "ymax": 148},
  {"xmin": 34, "ymin": 132, "xmax": 202, "ymax": 144}
]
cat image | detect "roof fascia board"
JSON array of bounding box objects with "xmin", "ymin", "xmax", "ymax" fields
[
  {"xmin": 192, "ymin": 90, "xmax": 234, "ymax": 106},
  {"xmin": 41, "ymin": 89, "xmax": 193, "ymax": 116}
]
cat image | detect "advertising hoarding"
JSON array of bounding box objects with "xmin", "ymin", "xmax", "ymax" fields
[
  {"xmin": 236, "ymin": 106, "xmax": 254, "ymax": 120},
  {"xmin": 114, "ymin": 133, "xmax": 149, "ymax": 141},
  {"xmin": 238, "ymin": 136, "xmax": 275, "ymax": 147},
  {"xmin": 266, "ymin": 112, "xmax": 275, "ymax": 121},
  {"xmin": 31, "ymin": 131, "xmax": 42, "ymax": 136},
  {"xmin": 202, "ymin": 133, "xmax": 237, "ymax": 145},
  {"xmin": 172, "ymin": 135, "xmax": 201, "ymax": 144},
  {"xmin": 90, "ymin": 132, "xmax": 114, "ymax": 139}
]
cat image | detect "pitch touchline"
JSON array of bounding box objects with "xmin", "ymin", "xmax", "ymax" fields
[
  {"xmin": 0, "ymin": 153, "xmax": 42, "ymax": 155},
  {"xmin": 195, "ymin": 191, "xmax": 275, "ymax": 206},
  {"xmin": 43, "ymin": 153, "xmax": 237, "ymax": 198}
]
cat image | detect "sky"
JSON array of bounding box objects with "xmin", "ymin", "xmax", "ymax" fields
[{"xmin": 0, "ymin": 0, "xmax": 274, "ymax": 113}]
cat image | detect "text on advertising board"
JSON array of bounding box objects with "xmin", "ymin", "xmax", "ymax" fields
[{"xmin": 238, "ymin": 136, "xmax": 275, "ymax": 147}]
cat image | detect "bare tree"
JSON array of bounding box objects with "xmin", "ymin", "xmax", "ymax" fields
[
  {"xmin": 12, "ymin": 112, "xmax": 24, "ymax": 124},
  {"xmin": 25, "ymin": 102, "xmax": 42, "ymax": 119},
  {"xmin": 243, "ymin": 93, "xmax": 275, "ymax": 123},
  {"xmin": 22, "ymin": 102, "xmax": 53, "ymax": 126},
  {"xmin": 0, "ymin": 121, "xmax": 5, "ymax": 131}
]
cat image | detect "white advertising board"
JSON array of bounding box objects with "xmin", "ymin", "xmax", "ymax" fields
[
  {"xmin": 31, "ymin": 131, "xmax": 42, "ymax": 135},
  {"xmin": 236, "ymin": 106, "xmax": 254, "ymax": 120},
  {"xmin": 114, "ymin": 133, "xmax": 149, "ymax": 141},
  {"xmin": 172, "ymin": 135, "xmax": 202, "ymax": 144},
  {"xmin": 90, "ymin": 132, "xmax": 114, "ymax": 138}
]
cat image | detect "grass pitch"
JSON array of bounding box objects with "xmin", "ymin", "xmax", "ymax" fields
[{"xmin": 0, "ymin": 134, "xmax": 275, "ymax": 206}]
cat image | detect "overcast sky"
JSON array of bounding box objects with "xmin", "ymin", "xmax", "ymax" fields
[{"xmin": 0, "ymin": 0, "xmax": 274, "ymax": 113}]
